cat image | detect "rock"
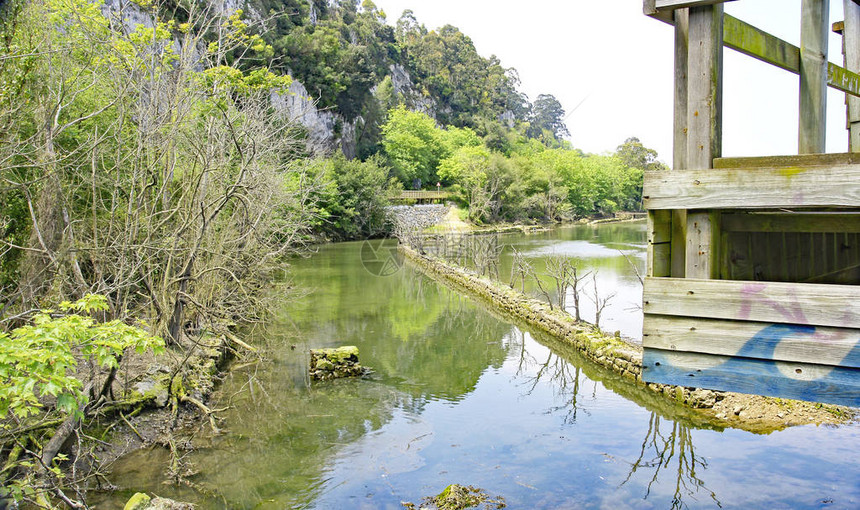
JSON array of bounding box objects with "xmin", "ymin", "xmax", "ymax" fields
[
  {"xmin": 688, "ymin": 389, "xmax": 717, "ymax": 408},
  {"xmin": 124, "ymin": 493, "xmax": 151, "ymax": 510},
  {"xmin": 149, "ymin": 497, "xmax": 196, "ymax": 510},
  {"xmin": 309, "ymin": 346, "xmax": 368, "ymax": 381},
  {"xmin": 733, "ymin": 406, "xmax": 744, "ymax": 415},
  {"xmin": 133, "ymin": 375, "xmax": 170, "ymax": 407}
]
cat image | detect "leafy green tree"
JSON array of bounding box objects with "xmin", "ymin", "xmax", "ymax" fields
[
  {"xmin": 528, "ymin": 93, "xmax": 570, "ymax": 145},
  {"xmin": 381, "ymin": 106, "xmax": 445, "ymax": 186},
  {"xmin": 615, "ymin": 136, "xmax": 668, "ymax": 172},
  {"xmin": 0, "ymin": 295, "xmax": 163, "ymax": 419},
  {"xmin": 300, "ymin": 155, "xmax": 401, "ymax": 239},
  {"xmin": 438, "ymin": 145, "xmax": 492, "ymax": 221}
]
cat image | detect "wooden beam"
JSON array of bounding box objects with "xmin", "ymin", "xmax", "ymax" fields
[
  {"xmin": 648, "ymin": 211, "xmax": 672, "ymax": 277},
  {"xmin": 714, "ymin": 152, "xmax": 860, "ymax": 168},
  {"xmin": 656, "ymin": 0, "xmax": 735, "ymax": 8},
  {"xmin": 643, "ymin": 164, "xmax": 860, "ymax": 209},
  {"xmin": 642, "ymin": 348, "xmax": 860, "ymax": 407},
  {"xmin": 845, "ymin": 0, "xmax": 860, "ymax": 150},
  {"xmin": 674, "ymin": 8, "xmax": 689, "ymax": 171},
  {"xmin": 643, "ymin": 0, "xmax": 675, "ymax": 24},
  {"xmin": 670, "ymin": 211, "xmax": 687, "ymax": 277},
  {"xmin": 799, "ymin": 0, "xmax": 829, "ymax": 154},
  {"xmin": 644, "ymin": 277, "xmax": 860, "ymax": 328},
  {"xmin": 721, "ymin": 212, "xmax": 860, "ymax": 233},
  {"xmin": 686, "ymin": 212, "xmax": 719, "ymax": 278},
  {"xmin": 687, "ymin": 5, "xmax": 723, "ymax": 170},
  {"xmin": 723, "ymin": 15, "xmax": 801, "ymax": 74},
  {"xmin": 828, "ymin": 62, "xmax": 860, "ymax": 97},
  {"xmin": 649, "ymin": 13, "xmax": 860, "ymax": 98}
]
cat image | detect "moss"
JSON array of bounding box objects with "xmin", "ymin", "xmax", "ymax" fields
[{"xmin": 124, "ymin": 492, "xmax": 151, "ymax": 510}]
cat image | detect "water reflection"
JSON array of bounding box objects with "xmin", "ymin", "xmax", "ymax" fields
[
  {"xmin": 92, "ymin": 230, "xmax": 860, "ymax": 509},
  {"xmin": 621, "ymin": 413, "xmax": 721, "ymax": 510},
  {"xmin": 510, "ymin": 324, "xmax": 725, "ymax": 509}
]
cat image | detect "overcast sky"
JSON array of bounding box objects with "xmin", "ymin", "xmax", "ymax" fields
[{"xmin": 370, "ymin": 0, "xmax": 852, "ymax": 166}]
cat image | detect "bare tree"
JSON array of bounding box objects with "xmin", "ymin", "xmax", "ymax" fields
[
  {"xmin": 544, "ymin": 255, "xmax": 590, "ymax": 319},
  {"xmin": 588, "ymin": 271, "xmax": 617, "ymax": 329}
]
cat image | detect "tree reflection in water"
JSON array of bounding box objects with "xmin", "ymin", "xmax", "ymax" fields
[
  {"xmin": 512, "ymin": 330, "xmax": 588, "ymax": 424},
  {"xmin": 513, "ymin": 332, "xmax": 721, "ymax": 509},
  {"xmin": 621, "ymin": 413, "xmax": 721, "ymax": 509}
]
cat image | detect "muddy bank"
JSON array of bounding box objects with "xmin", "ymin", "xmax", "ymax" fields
[{"xmin": 399, "ymin": 245, "xmax": 855, "ymax": 432}]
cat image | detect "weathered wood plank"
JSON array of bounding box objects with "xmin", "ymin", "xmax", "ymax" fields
[
  {"xmin": 644, "ymin": 277, "xmax": 860, "ymax": 328},
  {"xmin": 799, "ymin": 0, "xmax": 829, "ymax": 153},
  {"xmin": 643, "ymin": 165, "xmax": 860, "ymax": 209},
  {"xmin": 686, "ymin": 5, "xmax": 723, "ymax": 170},
  {"xmin": 685, "ymin": 212, "xmax": 719, "ymax": 278},
  {"xmin": 642, "ymin": 348, "xmax": 860, "ymax": 407},
  {"xmin": 721, "ymin": 212, "xmax": 860, "ymax": 233},
  {"xmin": 643, "ymin": 316, "xmax": 860, "ymax": 368},
  {"xmin": 648, "ymin": 211, "xmax": 672, "ymax": 277},
  {"xmin": 828, "ymin": 61, "xmax": 860, "ymax": 97},
  {"xmin": 674, "ymin": 8, "xmax": 689, "ymax": 171},
  {"xmin": 643, "ymin": 0, "xmax": 674, "ymax": 24},
  {"xmin": 671, "ymin": 210, "xmax": 687, "ymax": 277},
  {"xmin": 656, "ymin": 0, "xmax": 736, "ymax": 9},
  {"xmin": 714, "ymin": 152, "xmax": 860, "ymax": 168},
  {"xmin": 723, "ymin": 15, "xmax": 801, "ymax": 73},
  {"xmin": 845, "ymin": 0, "xmax": 860, "ymax": 149}
]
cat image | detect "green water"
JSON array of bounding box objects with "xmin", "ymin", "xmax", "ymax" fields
[{"xmin": 97, "ymin": 224, "xmax": 859, "ymax": 509}]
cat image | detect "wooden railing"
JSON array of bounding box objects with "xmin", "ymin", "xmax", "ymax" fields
[{"xmin": 398, "ymin": 190, "xmax": 452, "ymax": 201}]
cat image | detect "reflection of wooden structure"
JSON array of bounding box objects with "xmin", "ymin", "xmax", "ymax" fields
[{"xmin": 641, "ymin": 0, "xmax": 860, "ymax": 407}]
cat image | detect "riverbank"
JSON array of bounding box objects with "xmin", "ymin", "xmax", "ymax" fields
[{"xmin": 399, "ymin": 244, "xmax": 855, "ymax": 433}]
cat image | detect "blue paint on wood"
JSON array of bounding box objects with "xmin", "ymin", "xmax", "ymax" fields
[
  {"xmin": 643, "ymin": 349, "xmax": 860, "ymax": 407},
  {"xmin": 643, "ymin": 324, "xmax": 860, "ymax": 407}
]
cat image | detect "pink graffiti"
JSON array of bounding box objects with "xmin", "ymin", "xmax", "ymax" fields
[{"xmin": 739, "ymin": 283, "xmax": 808, "ymax": 324}]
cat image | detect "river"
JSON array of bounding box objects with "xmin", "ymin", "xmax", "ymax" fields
[{"xmin": 98, "ymin": 222, "xmax": 859, "ymax": 509}]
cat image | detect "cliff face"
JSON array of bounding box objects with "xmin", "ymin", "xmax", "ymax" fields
[{"xmin": 97, "ymin": 0, "xmax": 524, "ymax": 159}]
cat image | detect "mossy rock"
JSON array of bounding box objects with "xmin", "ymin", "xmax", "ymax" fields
[
  {"xmin": 124, "ymin": 493, "xmax": 151, "ymax": 510},
  {"xmin": 320, "ymin": 346, "xmax": 359, "ymax": 363}
]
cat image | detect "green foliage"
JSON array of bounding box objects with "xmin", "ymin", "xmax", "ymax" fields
[
  {"xmin": 381, "ymin": 106, "xmax": 445, "ymax": 186},
  {"xmin": 293, "ymin": 155, "xmax": 401, "ymax": 240},
  {"xmin": 528, "ymin": 93, "xmax": 569, "ymax": 145},
  {"xmin": 0, "ymin": 295, "xmax": 164, "ymax": 419}
]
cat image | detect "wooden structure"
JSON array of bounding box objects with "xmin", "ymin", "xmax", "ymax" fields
[
  {"xmin": 397, "ymin": 190, "xmax": 452, "ymax": 203},
  {"xmin": 642, "ymin": 0, "xmax": 860, "ymax": 407}
]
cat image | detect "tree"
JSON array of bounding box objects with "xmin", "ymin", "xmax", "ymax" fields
[
  {"xmin": 529, "ymin": 93, "xmax": 570, "ymax": 144},
  {"xmin": 381, "ymin": 106, "xmax": 447, "ymax": 186},
  {"xmin": 301, "ymin": 154, "xmax": 402, "ymax": 239},
  {"xmin": 615, "ymin": 136, "xmax": 668, "ymax": 172},
  {"xmin": 438, "ymin": 145, "xmax": 492, "ymax": 221}
]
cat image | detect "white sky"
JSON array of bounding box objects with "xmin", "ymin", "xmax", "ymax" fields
[{"xmin": 370, "ymin": 0, "xmax": 852, "ymax": 167}]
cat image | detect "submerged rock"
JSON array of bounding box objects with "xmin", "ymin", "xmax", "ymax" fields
[
  {"xmin": 402, "ymin": 484, "xmax": 506, "ymax": 509},
  {"xmin": 123, "ymin": 494, "xmax": 195, "ymax": 510},
  {"xmin": 309, "ymin": 346, "xmax": 369, "ymax": 381}
]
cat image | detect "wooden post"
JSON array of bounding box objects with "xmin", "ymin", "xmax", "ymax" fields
[
  {"xmin": 672, "ymin": 8, "xmax": 690, "ymax": 277},
  {"xmin": 845, "ymin": 0, "xmax": 860, "ymax": 151},
  {"xmin": 685, "ymin": 5, "xmax": 722, "ymax": 279},
  {"xmin": 799, "ymin": 0, "xmax": 829, "ymax": 154}
]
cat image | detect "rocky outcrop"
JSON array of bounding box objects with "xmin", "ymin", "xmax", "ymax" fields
[
  {"xmin": 388, "ymin": 64, "xmax": 438, "ymax": 118},
  {"xmin": 271, "ymin": 79, "xmax": 358, "ymax": 157}
]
